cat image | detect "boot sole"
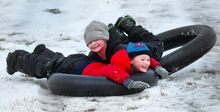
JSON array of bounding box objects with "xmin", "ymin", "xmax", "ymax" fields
[{"xmin": 6, "ymin": 53, "xmax": 16, "ymax": 75}]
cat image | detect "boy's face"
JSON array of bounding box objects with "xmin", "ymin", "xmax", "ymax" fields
[
  {"xmin": 131, "ymin": 54, "xmax": 150, "ymax": 72},
  {"xmin": 87, "ymin": 39, "xmax": 107, "ymax": 52}
]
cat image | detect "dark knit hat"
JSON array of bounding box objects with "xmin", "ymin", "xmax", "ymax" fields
[
  {"xmin": 127, "ymin": 42, "xmax": 151, "ymax": 58},
  {"xmin": 84, "ymin": 21, "xmax": 109, "ymax": 45}
]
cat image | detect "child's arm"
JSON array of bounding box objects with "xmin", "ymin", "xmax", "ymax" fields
[
  {"xmin": 150, "ymin": 58, "xmax": 161, "ymax": 68},
  {"xmin": 150, "ymin": 58, "xmax": 169, "ymax": 79},
  {"xmin": 103, "ymin": 64, "xmax": 150, "ymax": 89},
  {"xmin": 110, "ymin": 49, "xmax": 132, "ymax": 74}
]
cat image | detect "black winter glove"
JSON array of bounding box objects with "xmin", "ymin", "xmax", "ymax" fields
[{"xmin": 128, "ymin": 25, "xmax": 154, "ymax": 42}]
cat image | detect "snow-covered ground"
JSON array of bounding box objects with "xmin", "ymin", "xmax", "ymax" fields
[{"xmin": 0, "ymin": 0, "xmax": 219, "ymax": 112}]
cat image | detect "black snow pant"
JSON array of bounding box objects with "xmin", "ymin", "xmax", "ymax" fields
[
  {"xmin": 15, "ymin": 45, "xmax": 90, "ymax": 78},
  {"xmin": 16, "ymin": 51, "xmax": 63, "ymax": 78}
]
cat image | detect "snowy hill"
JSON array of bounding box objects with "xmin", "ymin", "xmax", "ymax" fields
[{"xmin": 0, "ymin": 0, "xmax": 219, "ymax": 112}]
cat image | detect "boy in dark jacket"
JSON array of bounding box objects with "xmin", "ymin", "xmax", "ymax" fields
[{"xmin": 87, "ymin": 15, "xmax": 164, "ymax": 65}]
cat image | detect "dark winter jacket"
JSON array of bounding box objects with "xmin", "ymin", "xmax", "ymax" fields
[
  {"xmin": 53, "ymin": 54, "xmax": 95, "ymax": 75},
  {"xmin": 88, "ymin": 42, "xmax": 125, "ymax": 64}
]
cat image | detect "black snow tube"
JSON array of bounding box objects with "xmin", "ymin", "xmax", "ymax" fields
[
  {"xmin": 47, "ymin": 25, "xmax": 216, "ymax": 96},
  {"xmin": 48, "ymin": 69, "xmax": 158, "ymax": 96},
  {"xmin": 156, "ymin": 25, "xmax": 216, "ymax": 73}
]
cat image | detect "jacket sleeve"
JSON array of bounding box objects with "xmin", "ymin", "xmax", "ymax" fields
[
  {"xmin": 110, "ymin": 49, "xmax": 132, "ymax": 74},
  {"xmin": 150, "ymin": 58, "xmax": 161, "ymax": 68},
  {"xmin": 102, "ymin": 64, "xmax": 129, "ymax": 84},
  {"xmin": 88, "ymin": 51, "xmax": 103, "ymax": 62},
  {"xmin": 82, "ymin": 62, "xmax": 129, "ymax": 84},
  {"xmin": 88, "ymin": 51, "xmax": 96, "ymax": 59}
]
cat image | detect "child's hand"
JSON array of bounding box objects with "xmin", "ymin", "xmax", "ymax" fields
[
  {"xmin": 155, "ymin": 66, "xmax": 169, "ymax": 79},
  {"xmin": 123, "ymin": 78, "xmax": 150, "ymax": 89},
  {"xmin": 128, "ymin": 80, "xmax": 150, "ymax": 89}
]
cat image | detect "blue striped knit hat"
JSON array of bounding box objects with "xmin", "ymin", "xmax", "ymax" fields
[{"xmin": 127, "ymin": 42, "xmax": 151, "ymax": 58}]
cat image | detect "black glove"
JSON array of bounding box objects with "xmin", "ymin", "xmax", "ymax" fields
[
  {"xmin": 108, "ymin": 23, "xmax": 128, "ymax": 45},
  {"xmin": 128, "ymin": 25, "xmax": 154, "ymax": 42}
]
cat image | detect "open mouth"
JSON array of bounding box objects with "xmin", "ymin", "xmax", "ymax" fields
[
  {"xmin": 91, "ymin": 44, "xmax": 98, "ymax": 49},
  {"xmin": 141, "ymin": 65, "xmax": 148, "ymax": 70}
]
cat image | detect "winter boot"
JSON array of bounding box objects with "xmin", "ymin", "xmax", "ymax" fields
[
  {"xmin": 6, "ymin": 50, "xmax": 55, "ymax": 78},
  {"xmin": 6, "ymin": 50, "xmax": 29, "ymax": 75},
  {"xmin": 108, "ymin": 23, "xmax": 128, "ymax": 44},
  {"xmin": 115, "ymin": 15, "xmax": 136, "ymax": 35},
  {"xmin": 17, "ymin": 53, "xmax": 56, "ymax": 78},
  {"xmin": 33, "ymin": 44, "xmax": 64, "ymax": 60}
]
